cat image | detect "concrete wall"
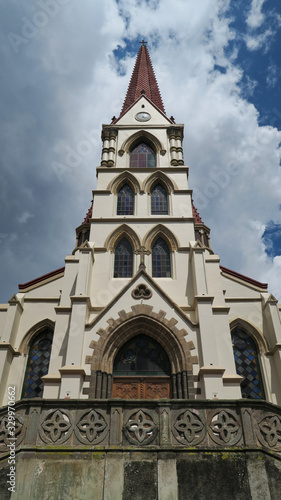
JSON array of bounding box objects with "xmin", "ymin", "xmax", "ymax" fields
[{"xmin": 1, "ymin": 450, "xmax": 281, "ymax": 500}]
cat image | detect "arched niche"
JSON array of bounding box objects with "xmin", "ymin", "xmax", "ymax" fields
[
  {"xmin": 86, "ymin": 305, "xmax": 198, "ymax": 400},
  {"xmin": 143, "ymin": 224, "xmax": 180, "ymax": 252},
  {"xmin": 143, "ymin": 171, "xmax": 178, "ymax": 194},
  {"xmin": 119, "ymin": 130, "xmax": 165, "ymax": 157},
  {"xmin": 104, "ymin": 224, "xmax": 141, "ymax": 253},
  {"xmin": 107, "ymin": 171, "xmax": 141, "ymax": 194}
]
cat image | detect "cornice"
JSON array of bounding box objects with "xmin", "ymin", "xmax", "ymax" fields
[
  {"xmin": 102, "ymin": 124, "xmax": 184, "ymax": 129},
  {"xmin": 23, "ymin": 297, "xmax": 60, "ymax": 303},
  {"xmin": 0, "ymin": 343, "xmax": 21, "ymax": 356},
  {"xmin": 224, "ymin": 297, "xmax": 262, "ymax": 302},
  {"xmin": 199, "ymin": 366, "xmax": 225, "ymax": 376},
  {"xmin": 96, "ymin": 166, "xmax": 189, "ymax": 174},
  {"xmin": 89, "ymin": 217, "xmax": 194, "ymax": 223}
]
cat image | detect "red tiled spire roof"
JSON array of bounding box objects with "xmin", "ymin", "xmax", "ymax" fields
[
  {"xmin": 119, "ymin": 44, "xmax": 165, "ymax": 118},
  {"xmin": 192, "ymin": 201, "xmax": 204, "ymax": 224},
  {"xmin": 83, "ymin": 201, "xmax": 93, "ymax": 224}
]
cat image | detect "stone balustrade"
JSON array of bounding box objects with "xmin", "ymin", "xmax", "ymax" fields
[{"xmin": 1, "ymin": 399, "xmax": 281, "ymax": 455}]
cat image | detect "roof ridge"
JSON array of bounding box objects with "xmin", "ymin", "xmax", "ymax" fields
[{"xmin": 220, "ymin": 265, "xmax": 268, "ymax": 289}]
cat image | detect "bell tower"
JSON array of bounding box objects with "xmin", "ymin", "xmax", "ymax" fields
[
  {"xmin": 67, "ymin": 41, "xmax": 241, "ymax": 402},
  {"xmin": 2, "ymin": 42, "xmax": 281, "ymax": 500}
]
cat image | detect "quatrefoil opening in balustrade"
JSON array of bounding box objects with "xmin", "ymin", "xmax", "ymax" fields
[
  {"xmin": 256, "ymin": 412, "xmax": 281, "ymax": 450},
  {"xmin": 131, "ymin": 284, "xmax": 152, "ymax": 300},
  {"xmin": 39, "ymin": 409, "xmax": 74, "ymax": 444},
  {"xmin": 0, "ymin": 413, "xmax": 25, "ymax": 449},
  {"xmin": 74, "ymin": 409, "xmax": 109, "ymax": 445},
  {"xmin": 172, "ymin": 409, "xmax": 206, "ymax": 445},
  {"xmin": 124, "ymin": 409, "xmax": 157, "ymax": 445},
  {"xmin": 208, "ymin": 409, "xmax": 242, "ymax": 446}
]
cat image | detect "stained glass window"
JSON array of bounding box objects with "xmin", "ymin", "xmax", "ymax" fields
[
  {"xmin": 113, "ymin": 335, "xmax": 171, "ymax": 376},
  {"xmin": 22, "ymin": 329, "xmax": 53, "ymax": 398},
  {"xmin": 152, "ymin": 238, "xmax": 171, "ymax": 277},
  {"xmin": 232, "ymin": 327, "xmax": 265, "ymax": 399},
  {"xmin": 117, "ymin": 184, "xmax": 134, "ymax": 215},
  {"xmin": 130, "ymin": 142, "xmax": 156, "ymax": 168},
  {"xmin": 151, "ymin": 184, "xmax": 168, "ymax": 214},
  {"xmin": 114, "ymin": 237, "xmax": 133, "ymax": 277}
]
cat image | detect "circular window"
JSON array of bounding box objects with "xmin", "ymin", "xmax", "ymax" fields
[{"xmin": 135, "ymin": 112, "xmax": 151, "ymax": 122}]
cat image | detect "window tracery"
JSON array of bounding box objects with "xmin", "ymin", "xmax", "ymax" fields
[
  {"xmin": 152, "ymin": 237, "xmax": 171, "ymax": 277},
  {"xmin": 117, "ymin": 184, "xmax": 134, "ymax": 215},
  {"xmin": 114, "ymin": 237, "xmax": 133, "ymax": 277},
  {"xmin": 232, "ymin": 327, "xmax": 265, "ymax": 399},
  {"xmin": 151, "ymin": 183, "xmax": 168, "ymax": 214},
  {"xmin": 22, "ymin": 329, "xmax": 53, "ymax": 398},
  {"xmin": 130, "ymin": 142, "xmax": 156, "ymax": 168},
  {"xmin": 113, "ymin": 334, "xmax": 171, "ymax": 376}
]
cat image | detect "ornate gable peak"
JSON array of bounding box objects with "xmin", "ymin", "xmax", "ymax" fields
[{"xmin": 86, "ymin": 269, "xmax": 197, "ymax": 330}]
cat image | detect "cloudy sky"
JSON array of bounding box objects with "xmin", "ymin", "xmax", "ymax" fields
[{"xmin": 1, "ymin": 0, "xmax": 281, "ymax": 302}]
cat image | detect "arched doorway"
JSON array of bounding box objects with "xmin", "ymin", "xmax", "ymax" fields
[{"xmin": 112, "ymin": 334, "xmax": 171, "ymax": 399}]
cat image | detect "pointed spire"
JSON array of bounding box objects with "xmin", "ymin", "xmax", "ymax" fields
[{"xmin": 118, "ymin": 43, "xmax": 165, "ymax": 119}]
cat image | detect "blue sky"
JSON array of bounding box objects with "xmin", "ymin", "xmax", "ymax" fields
[{"xmin": 0, "ymin": 0, "xmax": 281, "ymax": 301}]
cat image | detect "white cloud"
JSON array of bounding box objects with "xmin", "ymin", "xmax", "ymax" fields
[
  {"xmin": 244, "ymin": 28, "xmax": 273, "ymax": 51},
  {"xmin": 266, "ymin": 63, "xmax": 279, "ymax": 88},
  {"xmin": 246, "ymin": 0, "xmax": 267, "ymax": 29},
  {"xmin": 17, "ymin": 211, "xmax": 34, "ymax": 224},
  {"xmin": 1, "ymin": 0, "xmax": 281, "ymax": 302}
]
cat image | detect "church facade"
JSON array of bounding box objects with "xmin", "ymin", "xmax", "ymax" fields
[{"xmin": 1, "ymin": 44, "xmax": 281, "ymax": 499}]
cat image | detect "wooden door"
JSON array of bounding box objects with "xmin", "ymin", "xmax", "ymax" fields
[{"xmin": 112, "ymin": 376, "xmax": 170, "ymax": 399}]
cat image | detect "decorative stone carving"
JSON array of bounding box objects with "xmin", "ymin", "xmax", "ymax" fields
[
  {"xmin": 39, "ymin": 409, "xmax": 73, "ymax": 444},
  {"xmin": 131, "ymin": 283, "xmax": 152, "ymax": 300},
  {"xmin": 0, "ymin": 414, "xmax": 25, "ymax": 449},
  {"xmin": 255, "ymin": 413, "xmax": 281, "ymax": 450},
  {"xmin": 75, "ymin": 409, "xmax": 109, "ymax": 445},
  {"xmin": 124, "ymin": 409, "xmax": 158, "ymax": 445},
  {"xmin": 172, "ymin": 409, "xmax": 206, "ymax": 445},
  {"xmin": 208, "ymin": 409, "xmax": 242, "ymax": 446},
  {"xmin": 87, "ymin": 304, "xmax": 196, "ymax": 377}
]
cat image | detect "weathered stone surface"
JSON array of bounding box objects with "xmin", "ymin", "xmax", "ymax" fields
[
  {"xmin": 11, "ymin": 455, "xmax": 105, "ymax": 500},
  {"xmin": 0, "ymin": 400, "xmax": 281, "ymax": 499},
  {"xmin": 177, "ymin": 453, "xmax": 250, "ymax": 500},
  {"xmin": 123, "ymin": 461, "xmax": 157, "ymax": 500},
  {"xmin": 0, "ymin": 464, "xmax": 12, "ymax": 500}
]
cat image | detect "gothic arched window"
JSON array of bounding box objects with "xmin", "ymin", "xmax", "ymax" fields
[
  {"xmin": 151, "ymin": 183, "xmax": 168, "ymax": 214},
  {"xmin": 22, "ymin": 329, "xmax": 53, "ymax": 398},
  {"xmin": 117, "ymin": 184, "xmax": 134, "ymax": 215},
  {"xmin": 114, "ymin": 237, "xmax": 133, "ymax": 277},
  {"xmin": 130, "ymin": 142, "xmax": 156, "ymax": 168},
  {"xmin": 232, "ymin": 327, "xmax": 265, "ymax": 399},
  {"xmin": 152, "ymin": 237, "xmax": 171, "ymax": 277},
  {"xmin": 113, "ymin": 335, "xmax": 171, "ymax": 376}
]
